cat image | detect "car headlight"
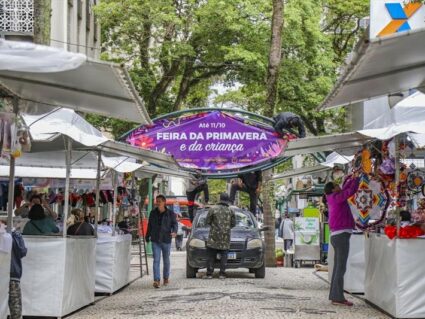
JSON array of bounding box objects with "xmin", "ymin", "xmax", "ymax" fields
[
  {"xmin": 247, "ymin": 239, "xmax": 262, "ymax": 249},
  {"xmin": 189, "ymin": 238, "xmax": 206, "ymax": 248}
]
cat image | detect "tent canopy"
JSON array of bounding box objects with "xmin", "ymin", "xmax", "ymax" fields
[
  {"xmin": 284, "ymin": 132, "xmax": 371, "ymax": 156},
  {"xmin": 358, "ymin": 91, "xmax": 425, "ymax": 147},
  {"xmin": 21, "ymin": 108, "xmax": 180, "ymax": 170},
  {"xmin": 0, "ymin": 40, "xmax": 150, "ymax": 123},
  {"xmin": 320, "ymin": 28, "xmax": 425, "ymax": 110}
]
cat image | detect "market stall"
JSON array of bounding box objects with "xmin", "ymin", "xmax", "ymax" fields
[
  {"xmin": 365, "ymin": 233, "xmax": 425, "ymax": 318},
  {"xmin": 20, "ymin": 236, "xmax": 96, "ymax": 317},
  {"xmin": 0, "ymin": 230, "xmax": 12, "ymax": 319},
  {"xmin": 95, "ymin": 234, "xmax": 132, "ymax": 294}
]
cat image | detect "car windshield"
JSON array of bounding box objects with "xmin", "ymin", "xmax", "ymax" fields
[{"xmin": 195, "ymin": 209, "xmax": 255, "ymax": 229}]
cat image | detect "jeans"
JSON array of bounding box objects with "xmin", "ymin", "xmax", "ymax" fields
[
  {"xmin": 152, "ymin": 242, "xmax": 171, "ymax": 281},
  {"xmin": 206, "ymin": 247, "xmax": 228, "ymax": 275},
  {"xmin": 175, "ymin": 234, "xmax": 183, "ymax": 250},
  {"xmin": 284, "ymin": 239, "xmax": 293, "ymax": 251},
  {"xmin": 329, "ymin": 232, "xmax": 351, "ymax": 301}
]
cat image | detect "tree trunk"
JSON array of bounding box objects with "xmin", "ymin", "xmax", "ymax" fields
[
  {"xmin": 33, "ymin": 0, "xmax": 51, "ymax": 45},
  {"xmin": 147, "ymin": 60, "xmax": 181, "ymax": 116},
  {"xmin": 265, "ymin": 0, "xmax": 284, "ymax": 117},
  {"xmin": 263, "ymin": 0, "xmax": 284, "ymax": 267},
  {"xmin": 262, "ymin": 169, "xmax": 276, "ymax": 267},
  {"xmin": 173, "ymin": 60, "xmax": 194, "ymax": 111}
]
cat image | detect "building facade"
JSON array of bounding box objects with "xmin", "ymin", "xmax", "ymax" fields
[{"xmin": 0, "ymin": 0, "xmax": 101, "ymax": 59}]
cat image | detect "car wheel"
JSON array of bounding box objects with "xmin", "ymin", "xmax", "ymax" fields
[
  {"xmin": 186, "ymin": 258, "xmax": 197, "ymax": 278},
  {"xmin": 254, "ymin": 263, "xmax": 266, "ymax": 278}
]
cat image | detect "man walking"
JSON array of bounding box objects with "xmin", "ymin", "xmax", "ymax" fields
[
  {"xmin": 324, "ymin": 174, "xmax": 360, "ymax": 307},
  {"xmin": 205, "ymin": 193, "xmax": 236, "ymax": 279},
  {"xmin": 186, "ymin": 170, "xmax": 209, "ymax": 222},
  {"xmin": 229, "ymin": 170, "xmax": 262, "ymax": 216},
  {"xmin": 145, "ymin": 195, "xmax": 178, "ymax": 288},
  {"xmin": 280, "ymin": 214, "xmax": 294, "ymax": 251}
]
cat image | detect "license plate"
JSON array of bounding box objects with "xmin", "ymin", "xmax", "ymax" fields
[{"xmin": 217, "ymin": 252, "xmax": 237, "ymax": 260}]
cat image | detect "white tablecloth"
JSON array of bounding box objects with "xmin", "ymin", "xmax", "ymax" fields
[
  {"xmin": 21, "ymin": 236, "xmax": 96, "ymax": 317},
  {"xmin": 95, "ymin": 234, "xmax": 132, "ymax": 293},
  {"xmin": 0, "ymin": 233, "xmax": 12, "ymax": 319},
  {"xmin": 328, "ymin": 233, "xmax": 365, "ymax": 293},
  {"xmin": 365, "ymin": 234, "xmax": 425, "ymax": 318}
]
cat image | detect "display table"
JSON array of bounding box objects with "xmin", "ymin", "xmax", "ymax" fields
[
  {"xmin": 0, "ymin": 232, "xmax": 12, "ymax": 319},
  {"xmin": 328, "ymin": 233, "xmax": 365, "ymax": 294},
  {"xmin": 365, "ymin": 233, "xmax": 425, "ymax": 318},
  {"xmin": 95, "ymin": 234, "xmax": 132, "ymax": 294},
  {"xmin": 21, "ymin": 236, "xmax": 96, "ymax": 317}
]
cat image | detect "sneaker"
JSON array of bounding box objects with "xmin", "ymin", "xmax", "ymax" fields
[
  {"xmin": 163, "ymin": 278, "xmax": 169, "ymax": 286},
  {"xmin": 153, "ymin": 281, "xmax": 160, "ymax": 288},
  {"xmin": 219, "ymin": 273, "xmax": 226, "ymax": 279},
  {"xmin": 332, "ymin": 300, "xmax": 353, "ymax": 307}
]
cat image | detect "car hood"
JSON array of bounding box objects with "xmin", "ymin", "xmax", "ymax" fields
[{"xmin": 191, "ymin": 227, "xmax": 260, "ymax": 242}]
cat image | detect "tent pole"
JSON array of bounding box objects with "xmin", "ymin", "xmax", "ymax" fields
[
  {"xmin": 112, "ymin": 171, "xmax": 118, "ymax": 236},
  {"xmin": 6, "ymin": 156, "xmax": 15, "ymax": 233},
  {"xmin": 7, "ymin": 97, "xmax": 19, "ymax": 233},
  {"xmin": 395, "ymin": 136, "xmax": 401, "ymax": 238},
  {"xmin": 63, "ymin": 137, "xmax": 72, "ymax": 237},
  {"xmin": 94, "ymin": 150, "xmax": 102, "ymax": 237}
]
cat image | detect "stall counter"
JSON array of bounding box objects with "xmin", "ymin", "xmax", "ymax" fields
[
  {"xmin": 0, "ymin": 232, "xmax": 12, "ymax": 319},
  {"xmin": 95, "ymin": 234, "xmax": 132, "ymax": 293},
  {"xmin": 328, "ymin": 233, "xmax": 365, "ymax": 294},
  {"xmin": 21, "ymin": 236, "xmax": 96, "ymax": 317},
  {"xmin": 365, "ymin": 233, "xmax": 425, "ymax": 318}
]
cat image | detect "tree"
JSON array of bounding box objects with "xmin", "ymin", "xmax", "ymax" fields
[
  {"xmin": 94, "ymin": 0, "xmax": 270, "ymax": 118},
  {"xmin": 33, "ymin": 0, "xmax": 51, "ymax": 45},
  {"xmin": 262, "ymin": 0, "xmax": 284, "ymax": 267}
]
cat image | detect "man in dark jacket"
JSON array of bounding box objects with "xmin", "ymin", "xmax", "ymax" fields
[
  {"xmin": 145, "ymin": 194, "xmax": 178, "ymax": 288},
  {"xmin": 205, "ymin": 193, "xmax": 236, "ymax": 279},
  {"xmin": 229, "ymin": 170, "xmax": 262, "ymax": 216},
  {"xmin": 273, "ymin": 112, "xmax": 306, "ymax": 138},
  {"xmin": 0, "ymin": 219, "xmax": 27, "ymax": 319}
]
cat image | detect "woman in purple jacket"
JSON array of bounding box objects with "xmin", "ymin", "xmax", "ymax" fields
[{"xmin": 324, "ymin": 175, "xmax": 360, "ymax": 307}]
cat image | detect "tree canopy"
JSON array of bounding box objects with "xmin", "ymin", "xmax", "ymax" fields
[{"xmin": 90, "ymin": 0, "xmax": 369, "ymax": 138}]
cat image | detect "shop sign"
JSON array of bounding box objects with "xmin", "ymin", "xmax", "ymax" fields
[
  {"xmin": 370, "ymin": 0, "xmax": 425, "ymax": 39},
  {"xmin": 125, "ymin": 111, "xmax": 287, "ymax": 171}
]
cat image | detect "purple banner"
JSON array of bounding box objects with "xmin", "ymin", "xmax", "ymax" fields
[{"xmin": 125, "ymin": 111, "xmax": 287, "ymax": 171}]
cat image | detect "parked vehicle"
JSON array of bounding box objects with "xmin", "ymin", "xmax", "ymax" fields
[{"xmin": 186, "ymin": 206, "xmax": 268, "ymax": 278}]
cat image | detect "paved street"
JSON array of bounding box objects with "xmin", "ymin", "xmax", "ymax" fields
[{"xmin": 69, "ymin": 251, "xmax": 388, "ymax": 319}]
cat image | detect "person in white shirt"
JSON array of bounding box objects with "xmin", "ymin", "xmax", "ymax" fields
[{"xmin": 279, "ymin": 214, "xmax": 294, "ymax": 251}]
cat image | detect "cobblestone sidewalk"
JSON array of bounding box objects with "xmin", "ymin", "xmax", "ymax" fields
[{"xmin": 69, "ymin": 252, "xmax": 388, "ymax": 319}]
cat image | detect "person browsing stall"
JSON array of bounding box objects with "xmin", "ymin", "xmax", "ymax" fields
[
  {"xmin": 22, "ymin": 204, "xmax": 59, "ymax": 235},
  {"xmin": 67, "ymin": 209, "xmax": 94, "ymax": 236},
  {"xmin": 324, "ymin": 174, "xmax": 360, "ymax": 307}
]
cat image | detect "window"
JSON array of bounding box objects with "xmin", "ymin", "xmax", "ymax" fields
[{"xmin": 0, "ymin": 0, "xmax": 33, "ymax": 34}]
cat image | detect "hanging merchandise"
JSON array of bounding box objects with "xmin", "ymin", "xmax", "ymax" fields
[
  {"xmin": 407, "ymin": 169, "xmax": 425, "ymax": 192},
  {"xmin": 0, "ymin": 112, "xmax": 13, "ymax": 158},
  {"xmin": 412, "ymin": 198, "xmax": 425, "ymax": 223},
  {"xmin": 361, "ymin": 147, "xmax": 372, "ymax": 174},
  {"xmin": 348, "ymin": 173, "xmax": 390, "ymax": 229}
]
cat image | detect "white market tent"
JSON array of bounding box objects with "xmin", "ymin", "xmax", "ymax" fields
[
  {"xmin": 0, "ymin": 40, "xmax": 150, "ymax": 123},
  {"xmin": 358, "ymin": 91, "xmax": 425, "ymax": 147},
  {"xmin": 319, "ymin": 28, "xmax": 425, "ymax": 110}
]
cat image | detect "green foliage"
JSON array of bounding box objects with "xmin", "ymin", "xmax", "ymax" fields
[
  {"xmin": 215, "ymin": 0, "xmax": 368, "ymax": 136},
  {"xmin": 94, "ymin": 0, "xmax": 270, "ymax": 118},
  {"xmin": 85, "ymin": 114, "xmax": 138, "ymax": 139},
  {"xmin": 206, "ymin": 179, "xmax": 227, "ymax": 204}
]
